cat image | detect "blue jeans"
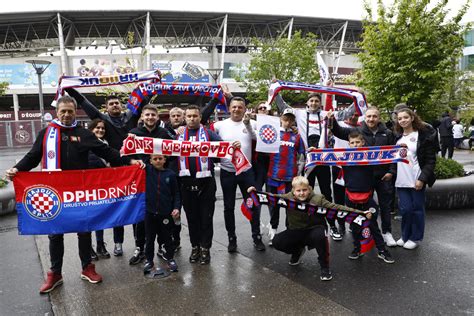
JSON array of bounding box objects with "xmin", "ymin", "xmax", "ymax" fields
[
  {"xmin": 220, "ymin": 168, "xmax": 261, "ymax": 240},
  {"xmin": 397, "ymin": 188, "xmax": 426, "ymax": 242}
]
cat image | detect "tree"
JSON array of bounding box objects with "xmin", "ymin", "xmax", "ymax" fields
[
  {"xmin": 243, "ymin": 31, "xmax": 320, "ymax": 104},
  {"xmin": 0, "ymin": 81, "xmax": 9, "ymax": 96},
  {"xmin": 357, "ymin": 0, "xmax": 470, "ymax": 121}
]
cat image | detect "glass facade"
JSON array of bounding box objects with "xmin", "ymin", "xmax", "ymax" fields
[{"xmin": 462, "ymin": 29, "xmax": 474, "ymax": 71}]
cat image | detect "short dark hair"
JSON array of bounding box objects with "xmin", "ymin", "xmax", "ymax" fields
[
  {"xmin": 57, "ymin": 95, "xmax": 77, "ymax": 108},
  {"xmin": 348, "ymin": 130, "xmax": 364, "ymax": 141},
  {"xmin": 105, "ymin": 95, "xmax": 120, "ymax": 103},
  {"xmin": 142, "ymin": 104, "xmax": 158, "ymax": 113},
  {"xmin": 88, "ymin": 118, "xmax": 105, "ymax": 131},
  {"xmin": 185, "ymin": 104, "xmax": 201, "ymax": 112},
  {"xmin": 229, "ymin": 96, "xmax": 246, "ymax": 106},
  {"xmin": 307, "ymin": 93, "xmax": 321, "ymax": 101}
]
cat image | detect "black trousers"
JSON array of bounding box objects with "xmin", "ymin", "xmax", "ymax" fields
[
  {"xmin": 440, "ymin": 136, "xmax": 454, "ymax": 159},
  {"xmin": 330, "ymin": 167, "xmax": 347, "ymax": 229},
  {"xmin": 345, "ymin": 197, "xmax": 386, "ymax": 252},
  {"xmin": 113, "ymin": 226, "xmax": 124, "ymax": 243},
  {"xmin": 373, "ymin": 176, "xmax": 394, "ymax": 234},
  {"xmin": 268, "ymin": 181, "xmax": 292, "ymax": 229},
  {"xmin": 49, "ymin": 233, "xmax": 91, "ymax": 274},
  {"xmin": 181, "ymin": 177, "xmax": 217, "ymax": 249},
  {"xmin": 272, "ymin": 226, "xmax": 329, "ymax": 269},
  {"xmin": 220, "ymin": 169, "xmax": 261, "ymax": 240},
  {"xmin": 307, "ymin": 165, "xmax": 332, "ymax": 201},
  {"xmin": 144, "ymin": 213, "xmax": 174, "ymax": 262},
  {"xmin": 132, "ymin": 221, "xmax": 146, "ymax": 250}
]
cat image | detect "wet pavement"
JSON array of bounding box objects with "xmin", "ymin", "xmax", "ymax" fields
[{"xmin": 0, "ymin": 149, "xmax": 473, "ymax": 315}]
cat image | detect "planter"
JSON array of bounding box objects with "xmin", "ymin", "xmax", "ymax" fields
[
  {"xmin": 0, "ymin": 184, "xmax": 15, "ymax": 216},
  {"xmin": 425, "ymin": 174, "xmax": 474, "ymax": 210}
]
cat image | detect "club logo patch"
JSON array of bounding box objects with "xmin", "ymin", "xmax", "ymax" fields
[
  {"xmin": 259, "ymin": 124, "xmax": 277, "ymax": 144},
  {"xmin": 23, "ymin": 185, "xmax": 61, "ymax": 221}
]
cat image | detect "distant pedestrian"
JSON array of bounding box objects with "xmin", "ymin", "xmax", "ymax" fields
[
  {"xmin": 438, "ymin": 112, "xmax": 454, "ymax": 159},
  {"xmin": 452, "ymin": 120, "xmax": 464, "ymax": 149}
]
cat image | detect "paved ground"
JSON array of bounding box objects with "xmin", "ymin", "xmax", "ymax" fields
[{"xmin": 0, "ymin": 149, "xmax": 473, "ymax": 315}]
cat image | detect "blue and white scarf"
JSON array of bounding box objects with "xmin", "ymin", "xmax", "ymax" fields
[
  {"xmin": 178, "ymin": 125, "xmax": 212, "ymax": 178},
  {"xmin": 42, "ymin": 119, "xmax": 77, "ymax": 170}
]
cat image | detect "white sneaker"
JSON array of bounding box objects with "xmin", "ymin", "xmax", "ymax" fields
[
  {"xmin": 403, "ymin": 240, "xmax": 418, "ymax": 250},
  {"xmin": 383, "ymin": 232, "xmax": 397, "ymax": 247},
  {"xmin": 268, "ymin": 228, "xmax": 277, "ymax": 246},
  {"xmin": 396, "ymin": 238, "xmax": 405, "ymax": 247}
]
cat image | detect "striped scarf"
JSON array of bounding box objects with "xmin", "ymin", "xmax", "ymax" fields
[
  {"xmin": 178, "ymin": 125, "xmax": 211, "ymax": 178},
  {"xmin": 42, "ymin": 119, "xmax": 77, "ymax": 170}
]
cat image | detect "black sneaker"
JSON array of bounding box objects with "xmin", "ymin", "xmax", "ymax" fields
[
  {"xmin": 96, "ymin": 242, "xmax": 110, "ymax": 258},
  {"xmin": 113, "ymin": 243, "xmax": 123, "ymax": 256},
  {"xmin": 228, "ymin": 237, "xmax": 237, "ymax": 253},
  {"xmin": 189, "ymin": 246, "xmax": 200, "ymax": 263},
  {"xmin": 129, "ymin": 247, "xmax": 145, "ymax": 265},
  {"xmin": 90, "ymin": 246, "xmax": 99, "ymax": 261},
  {"xmin": 330, "ymin": 226, "xmax": 343, "ymax": 241},
  {"xmin": 167, "ymin": 259, "xmax": 178, "ymax": 272},
  {"xmin": 143, "ymin": 261, "xmax": 154, "ymax": 274},
  {"xmin": 253, "ymin": 236, "xmax": 266, "ymax": 251},
  {"xmin": 378, "ymin": 250, "xmax": 395, "ymax": 264},
  {"xmin": 320, "ymin": 268, "xmax": 333, "ymax": 281},
  {"xmin": 348, "ymin": 249, "xmax": 364, "ymax": 260},
  {"xmin": 289, "ymin": 247, "xmax": 306, "ymax": 265},
  {"xmin": 200, "ymin": 247, "xmax": 211, "ymax": 265}
]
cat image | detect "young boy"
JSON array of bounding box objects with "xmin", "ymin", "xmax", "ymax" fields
[
  {"xmin": 343, "ymin": 131, "xmax": 394, "ymax": 263},
  {"xmin": 248, "ymin": 176, "xmax": 368, "ymax": 281},
  {"xmin": 144, "ymin": 154, "xmax": 181, "ymax": 274},
  {"xmin": 266, "ymin": 108, "xmax": 305, "ymax": 245}
]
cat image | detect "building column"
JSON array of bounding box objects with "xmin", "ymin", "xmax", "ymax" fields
[{"xmin": 13, "ymin": 93, "xmax": 19, "ymax": 121}]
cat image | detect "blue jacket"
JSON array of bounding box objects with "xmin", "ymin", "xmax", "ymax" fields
[{"xmin": 146, "ymin": 166, "xmax": 181, "ymax": 215}]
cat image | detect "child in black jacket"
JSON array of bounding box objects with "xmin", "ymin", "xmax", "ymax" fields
[{"xmin": 144, "ymin": 154, "xmax": 181, "ymax": 274}]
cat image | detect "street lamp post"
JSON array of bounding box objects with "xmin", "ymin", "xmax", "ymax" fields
[
  {"xmin": 26, "ymin": 60, "xmax": 51, "ymax": 127},
  {"xmin": 206, "ymin": 68, "xmax": 223, "ymax": 84}
]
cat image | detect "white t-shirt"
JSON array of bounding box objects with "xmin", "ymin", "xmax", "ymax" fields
[
  {"xmin": 396, "ymin": 131, "xmax": 421, "ymax": 188},
  {"xmin": 452, "ymin": 124, "xmax": 464, "ymax": 139},
  {"xmin": 213, "ymin": 118, "xmax": 256, "ymax": 172}
]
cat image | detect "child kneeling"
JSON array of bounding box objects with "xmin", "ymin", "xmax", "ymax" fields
[
  {"xmin": 144, "ymin": 154, "xmax": 181, "ymax": 274},
  {"xmin": 249, "ymin": 176, "xmax": 366, "ymax": 281}
]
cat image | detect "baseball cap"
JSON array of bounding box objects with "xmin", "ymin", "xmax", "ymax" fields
[{"xmin": 282, "ymin": 108, "xmax": 296, "ymax": 117}]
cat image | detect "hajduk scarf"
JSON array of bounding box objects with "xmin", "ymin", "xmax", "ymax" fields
[
  {"xmin": 178, "ymin": 125, "xmax": 212, "ymax": 178},
  {"xmin": 305, "ymin": 145, "xmax": 409, "ymax": 175},
  {"xmin": 121, "ymin": 135, "xmax": 252, "ymax": 175},
  {"xmin": 127, "ymin": 83, "xmax": 227, "ymax": 114},
  {"xmin": 267, "ymin": 80, "xmax": 367, "ymax": 116},
  {"xmin": 42, "ymin": 119, "xmax": 78, "ymax": 171},
  {"xmin": 241, "ymin": 191, "xmax": 371, "ymax": 225},
  {"xmin": 52, "ymin": 70, "xmax": 162, "ymax": 106}
]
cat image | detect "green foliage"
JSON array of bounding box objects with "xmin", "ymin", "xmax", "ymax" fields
[
  {"xmin": 358, "ymin": 0, "xmax": 470, "ymax": 122},
  {"xmin": 0, "ymin": 81, "xmax": 9, "ymax": 96},
  {"xmin": 243, "ymin": 31, "xmax": 320, "ymax": 104},
  {"xmin": 0, "ymin": 178, "xmax": 8, "ymax": 189},
  {"xmin": 434, "ymin": 157, "xmax": 465, "ymax": 179}
]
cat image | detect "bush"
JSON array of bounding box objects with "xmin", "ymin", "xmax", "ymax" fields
[{"xmin": 434, "ymin": 157, "xmax": 465, "ymax": 179}]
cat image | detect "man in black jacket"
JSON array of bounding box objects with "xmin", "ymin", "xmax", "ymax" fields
[
  {"xmin": 438, "ymin": 112, "xmax": 454, "ymax": 159},
  {"xmin": 65, "ymin": 88, "xmax": 142, "ymax": 256},
  {"xmin": 5, "ymin": 96, "xmax": 142, "ymax": 294},
  {"xmin": 329, "ymin": 106, "xmax": 398, "ymax": 247}
]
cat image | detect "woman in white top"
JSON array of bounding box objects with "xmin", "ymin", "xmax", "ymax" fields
[
  {"xmin": 452, "ymin": 120, "xmax": 464, "ymax": 149},
  {"xmin": 394, "ymin": 108, "xmax": 437, "ymax": 250}
]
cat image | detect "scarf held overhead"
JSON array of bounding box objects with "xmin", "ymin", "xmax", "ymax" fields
[
  {"xmin": 267, "ymin": 80, "xmax": 367, "ymax": 116},
  {"xmin": 305, "ymin": 145, "xmax": 409, "ymax": 174},
  {"xmin": 126, "ymin": 83, "xmax": 227, "ymax": 114},
  {"xmin": 52, "ymin": 70, "xmax": 162, "ymax": 106},
  {"xmin": 121, "ymin": 135, "xmax": 251, "ymax": 175},
  {"xmin": 241, "ymin": 191, "xmax": 370, "ymax": 226}
]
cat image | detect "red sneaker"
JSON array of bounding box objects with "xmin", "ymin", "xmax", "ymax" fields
[
  {"xmin": 39, "ymin": 271, "xmax": 63, "ymax": 294},
  {"xmin": 80, "ymin": 263, "xmax": 103, "ymax": 284}
]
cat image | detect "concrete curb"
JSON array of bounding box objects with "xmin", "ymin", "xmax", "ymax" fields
[{"xmin": 426, "ymin": 174, "xmax": 474, "ymax": 210}]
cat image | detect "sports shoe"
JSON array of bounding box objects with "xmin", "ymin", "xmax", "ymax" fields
[
  {"xmin": 167, "ymin": 259, "xmax": 179, "ymax": 272},
  {"xmin": 403, "ymin": 240, "xmax": 418, "ymax": 250},
  {"xmin": 396, "ymin": 238, "xmax": 405, "ymax": 247},
  {"xmin": 113, "ymin": 243, "xmax": 123, "ymax": 256},
  {"xmin": 200, "ymin": 247, "xmax": 211, "ymax": 265},
  {"xmin": 90, "ymin": 246, "xmax": 99, "ymax": 261},
  {"xmin": 81, "ymin": 263, "xmax": 102, "ymax": 284},
  {"xmin": 383, "ymin": 232, "xmax": 397, "ymax": 247},
  {"xmin": 289, "ymin": 247, "xmax": 306, "ymax": 265},
  {"xmin": 253, "ymin": 236, "xmax": 266, "ymax": 251},
  {"xmin": 189, "ymin": 246, "xmax": 200, "ymax": 263},
  {"xmin": 143, "ymin": 261, "xmax": 154, "ymax": 274},
  {"xmin": 320, "ymin": 268, "xmax": 333, "ymax": 281},
  {"xmin": 96, "ymin": 242, "xmax": 110, "ymax": 258},
  {"xmin": 330, "ymin": 226, "xmax": 342, "ymax": 241},
  {"xmin": 129, "ymin": 247, "xmax": 145, "ymax": 265},
  {"xmin": 268, "ymin": 228, "xmax": 277, "ymax": 246},
  {"xmin": 378, "ymin": 250, "xmax": 395, "ymax": 264},
  {"xmin": 228, "ymin": 237, "xmax": 237, "ymax": 253},
  {"xmin": 39, "ymin": 271, "xmax": 63, "ymax": 294},
  {"xmin": 348, "ymin": 249, "xmax": 364, "ymax": 260}
]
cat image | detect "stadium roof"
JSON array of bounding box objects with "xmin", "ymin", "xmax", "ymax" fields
[{"xmin": 0, "ymin": 10, "xmax": 363, "ymax": 56}]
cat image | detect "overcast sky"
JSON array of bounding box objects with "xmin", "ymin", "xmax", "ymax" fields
[{"xmin": 3, "ymin": 0, "xmax": 473, "ymax": 23}]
